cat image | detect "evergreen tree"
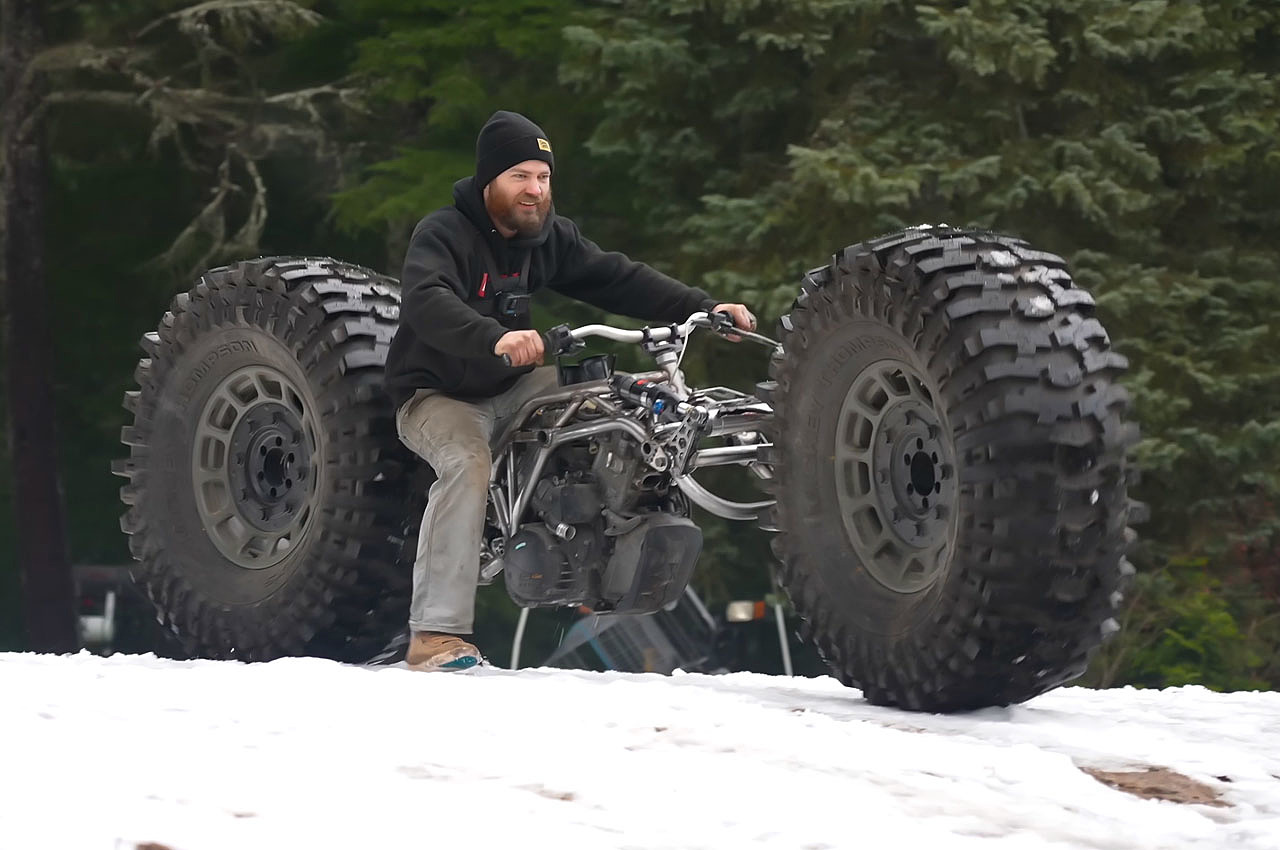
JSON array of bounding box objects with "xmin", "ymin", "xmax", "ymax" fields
[
  {"xmin": 328, "ymin": 0, "xmax": 595, "ymax": 271},
  {"xmin": 0, "ymin": 0, "xmax": 369, "ymax": 649}
]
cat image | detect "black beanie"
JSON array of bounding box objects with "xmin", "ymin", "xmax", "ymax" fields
[{"xmin": 475, "ymin": 110, "xmax": 555, "ymax": 189}]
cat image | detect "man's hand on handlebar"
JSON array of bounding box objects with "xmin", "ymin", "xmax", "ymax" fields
[
  {"xmin": 495, "ymin": 330, "xmax": 545, "ymax": 367},
  {"xmin": 711, "ymin": 303, "xmax": 757, "ymax": 342}
]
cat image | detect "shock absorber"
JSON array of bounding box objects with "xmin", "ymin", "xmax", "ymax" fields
[{"xmin": 609, "ymin": 375, "xmax": 687, "ymax": 422}]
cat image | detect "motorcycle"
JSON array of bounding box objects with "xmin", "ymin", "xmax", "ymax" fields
[{"xmin": 115, "ymin": 224, "xmax": 1139, "ymax": 711}]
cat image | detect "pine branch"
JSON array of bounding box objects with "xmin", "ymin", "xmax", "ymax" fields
[
  {"xmin": 136, "ymin": 1, "xmax": 324, "ymax": 46},
  {"xmin": 146, "ymin": 149, "xmax": 237, "ymax": 276}
]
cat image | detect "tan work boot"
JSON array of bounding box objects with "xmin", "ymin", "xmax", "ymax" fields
[{"xmin": 406, "ymin": 631, "xmax": 482, "ymax": 671}]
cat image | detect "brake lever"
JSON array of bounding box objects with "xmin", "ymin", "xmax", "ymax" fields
[
  {"xmin": 708, "ymin": 310, "xmax": 737, "ymax": 333},
  {"xmin": 698, "ymin": 313, "xmax": 779, "ymax": 348}
]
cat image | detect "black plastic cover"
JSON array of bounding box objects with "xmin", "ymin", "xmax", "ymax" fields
[
  {"xmin": 557, "ymin": 353, "xmax": 616, "ymax": 386},
  {"xmin": 504, "ymin": 525, "xmax": 586, "ymax": 608},
  {"xmin": 601, "ymin": 514, "xmax": 702, "ymax": 614}
]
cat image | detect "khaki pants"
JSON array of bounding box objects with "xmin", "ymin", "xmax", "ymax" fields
[{"xmin": 395, "ymin": 367, "xmax": 560, "ymax": 634}]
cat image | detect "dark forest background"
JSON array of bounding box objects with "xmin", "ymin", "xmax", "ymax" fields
[{"xmin": 1, "ymin": 0, "xmax": 1277, "ymax": 689}]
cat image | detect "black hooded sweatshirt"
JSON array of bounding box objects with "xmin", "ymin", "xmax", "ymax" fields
[{"xmin": 384, "ymin": 177, "xmax": 720, "ymax": 409}]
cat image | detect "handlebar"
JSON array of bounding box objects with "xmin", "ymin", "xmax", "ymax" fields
[{"xmin": 498, "ymin": 311, "xmax": 778, "ymax": 366}]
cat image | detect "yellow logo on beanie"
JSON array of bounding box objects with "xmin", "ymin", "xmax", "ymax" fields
[{"xmin": 537, "ymin": 138, "xmax": 552, "ymax": 152}]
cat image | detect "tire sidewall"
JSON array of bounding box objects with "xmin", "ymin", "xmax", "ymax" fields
[
  {"xmin": 781, "ymin": 317, "xmax": 954, "ymax": 637},
  {"xmin": 145, "ymin": 324, "xmax": 325, "ymax": 608}
]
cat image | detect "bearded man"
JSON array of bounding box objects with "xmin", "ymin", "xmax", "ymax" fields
[{"xmin": 385, "ymin": 110, "xmax": 755, "ymax": 670}]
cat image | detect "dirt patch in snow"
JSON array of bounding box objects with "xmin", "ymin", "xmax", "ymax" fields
[{"xmin": 1082, "ymin": 766, "xmax": 1228, "ymax": 807}]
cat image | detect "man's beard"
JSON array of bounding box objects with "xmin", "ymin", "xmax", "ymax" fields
[{"xmin": 487, "ymin": 187, "xmax": 552, "ymax": 238}]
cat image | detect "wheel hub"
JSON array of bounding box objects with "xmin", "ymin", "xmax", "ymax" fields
[
  {"xmin": 876, "ymin": 400, "xmax": 950, "ymax": 549},
  {"xmin": 192, "ymin": 366, "xmax": 320, "ymax": 569},
  {"xmin": 833, "ymin": 360, "xmax": 959, "ymax": 593},
  {"xmin": 230, "ymin": 402, "xmax": 311, "ymax": 532}
]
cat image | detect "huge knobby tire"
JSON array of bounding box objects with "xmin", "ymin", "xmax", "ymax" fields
[
  {"xmin": 760, "ymin": 226, "xmax": 1139, "ymax": 711},
  {"xmin": 113, "ymin": 257, "xmax": 421, "ymax": 662}
]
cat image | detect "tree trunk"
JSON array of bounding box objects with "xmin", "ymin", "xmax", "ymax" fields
[{"xmin": 1, "ymin": 0, "xmax": 77, "ymax": 651}]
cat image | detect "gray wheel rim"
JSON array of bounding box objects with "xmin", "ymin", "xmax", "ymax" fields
[
  {"xmin": 833, "ymin": 359, "xmax": 959, "ymax": 593},
  {"xmin": 192, "ymin": 365, "xmax": 321, "ymax": 570}
]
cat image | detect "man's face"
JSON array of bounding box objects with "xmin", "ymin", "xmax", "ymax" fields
[{"xmin": 484, "ymin": 160, "xmax": 552, "ymax": 238}]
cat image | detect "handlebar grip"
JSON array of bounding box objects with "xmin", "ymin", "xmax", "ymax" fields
[
  {"xmin": 500, "ymin": 352, "xmax": 513, "ymax": 367},
  {"xmin": 543, "ymin": 323, "xmax": 578, "ymax": 357}
]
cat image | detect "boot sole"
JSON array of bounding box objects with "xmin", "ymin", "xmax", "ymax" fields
[{"xmin": 405, "ymin": 654, "xmax": 482, "ymax": 672}]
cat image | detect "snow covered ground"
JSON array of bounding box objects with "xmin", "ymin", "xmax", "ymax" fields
[{"xmin": 3, "ymin": 652, "xmax": 1278, "ymax": 850}]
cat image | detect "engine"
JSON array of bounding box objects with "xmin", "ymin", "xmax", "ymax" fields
[{"xmin": 503, "ymin": 431, "xmax": 702, "ymax": 615}]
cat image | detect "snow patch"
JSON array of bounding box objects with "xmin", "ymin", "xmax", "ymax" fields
[{"xmin": 3, "ymin": 652, "xmax": 1279, "ymax": 849}]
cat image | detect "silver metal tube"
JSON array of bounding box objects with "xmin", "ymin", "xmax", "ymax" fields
[
  {"xmin": 490, "ymin": 371, "xmax": 666, "ymax": 454},
  {"xmin": 707, "ymin": 409, "xmax": 774, "ymax": 437},
  {"xmin": 587, "ymin": 396, "xmax": 621, "ymax": 415},
  {"xmin": 504, "ymin": 447, "xmax": 516, "ymax": 527},
  {"xmin": 569, "ymin": 324, "xmax": 684, "ymax": 344},
  {"xmin": 688, "ymin": 444, "xmax": 769, "ymax": 469},
  {"xmin": 490, "ymin": 485, "xmax": 511, "ymax": 538},
  {"xmin": 548, "ymin": 416, "xmax": 651, "ymax": 449},
  {"xmin": 775, "ymin": 603, "xmax": 793, "ymax": 677},
  {"xmin": 509, "ymin": 444, "xmax": 551, "ymax": 530},
  {"xmin": 509, "ymin": 417, "xmax": 653, "ymax": 528},
  {"xmin": 511, "ymin": 607, "xmax": 530, "ymax": 670},
  {"xmin": 553, "ymin": 397, "xmax": 586, "ymax": 429},
  {"xmin": 674, "ymin": 474, "xmax": 775, "ymax": 521}
]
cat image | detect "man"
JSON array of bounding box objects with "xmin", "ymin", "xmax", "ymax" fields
[{"xmin": 385, "ymin": 110, "xmax": 755, "ymax": 671}]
